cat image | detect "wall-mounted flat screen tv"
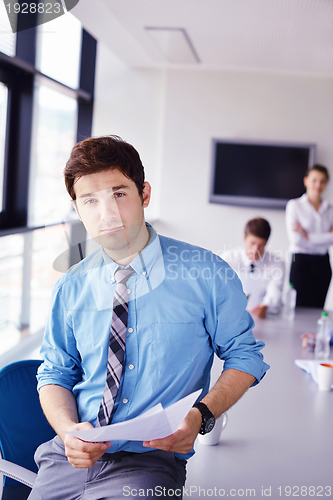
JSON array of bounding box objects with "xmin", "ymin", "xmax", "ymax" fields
[{"xmin": 209, "ymin": 139, "xmax": 316, "ymax": 209}]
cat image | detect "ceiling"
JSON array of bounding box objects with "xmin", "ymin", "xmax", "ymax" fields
[{"xmin": 74, "ymin": 0, "xmax": 333, "ymax": 76}]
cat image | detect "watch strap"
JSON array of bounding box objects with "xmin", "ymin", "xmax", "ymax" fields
[{"xmin": 193, "ymin": 402, "xmax": 215, "ymax": 434}]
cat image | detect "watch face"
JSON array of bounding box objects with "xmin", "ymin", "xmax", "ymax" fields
[{"xmin": 205, "ymin": 416, "xmax": 215, "ymax": 433}]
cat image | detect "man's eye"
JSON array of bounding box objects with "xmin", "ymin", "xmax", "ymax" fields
[
  {"xmin": 84, "ymin": 199, "xmax": 96, "ymax": 205},
  {"xmin": 114, "ymin": 192, "xmax": 125, "ymax": 198}
]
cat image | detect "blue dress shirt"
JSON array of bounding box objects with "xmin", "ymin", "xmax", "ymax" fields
[{"xmin": 37, "ymin": 225, "xmax": 269, "ymax": 459}]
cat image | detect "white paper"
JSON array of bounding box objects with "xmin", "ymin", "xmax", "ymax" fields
[{"xmin": 64, "ymin": 389, "xmax": 202, "ymax": 442}]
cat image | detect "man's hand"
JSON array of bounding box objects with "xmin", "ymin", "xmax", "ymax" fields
[
  {"xmin": 144, "ymin": 369, "xmax": 256, "ymax": 454},
  {"xmin": 250, "ymin": 304, "xmax": 268, "ymax": 319},
  {"xmin": 39, "ymin": 385, "xmax": 110, "ymax": 468},
  {"xmin": 142, "ymin": 407, "xmax": 202, "ymax": 454},
  {"xmin": 63, "ymin": 422, "xmax": 111, "ymax": 469}
]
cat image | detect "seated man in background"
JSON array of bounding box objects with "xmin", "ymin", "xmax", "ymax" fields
[{"xmin": 223, "ymin": 218, "xmax": 285, "ymax": 319}]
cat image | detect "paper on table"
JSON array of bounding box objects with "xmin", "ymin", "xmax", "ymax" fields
[
  {"xmin": 64, "ymin": 389, "xmax": 202, "ymax": 442},
  {"xmin": 295, "ymin": 359, "xmax": 333, "ymax": 385}
]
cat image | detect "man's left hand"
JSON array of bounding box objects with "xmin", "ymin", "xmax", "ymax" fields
[{"xmin": 143, "ymin": 408, "xmax": 201, "ymax": 454}]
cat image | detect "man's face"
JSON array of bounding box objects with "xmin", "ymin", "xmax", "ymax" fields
[
  {"xmin": 244, "ymin": 234, "xmax": 267, "ymax": 262},
  {"xmin": 73, "ymin": 168, "xmax": 151, "ymax": 261}
]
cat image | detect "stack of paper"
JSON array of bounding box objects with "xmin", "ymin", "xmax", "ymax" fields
[{"xmin": 65, "ymin": 389, "xmax": 202, "ymax": 442}]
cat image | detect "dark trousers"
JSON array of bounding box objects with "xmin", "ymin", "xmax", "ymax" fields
[{"xmin": 290, "ymin": 253, "xmax": 332, "ymax": 308}]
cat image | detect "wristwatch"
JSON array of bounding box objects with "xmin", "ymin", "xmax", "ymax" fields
[{"xmin": 193, "ymin": 402, "xmax": 215, "ymax": 435}]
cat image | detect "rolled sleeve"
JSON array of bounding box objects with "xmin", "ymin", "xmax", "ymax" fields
[
  {"xmin": 208, "ymin": 262, "xmax": 269, "ymax": 384},
  {"xmin": 37, "ymin": 283, "xmax": 82, "ymax": 392}
]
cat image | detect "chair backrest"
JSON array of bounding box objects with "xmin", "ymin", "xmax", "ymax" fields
[{"xmin": 0, "ymin": 360, "xmax": 55, "ymax": 486}]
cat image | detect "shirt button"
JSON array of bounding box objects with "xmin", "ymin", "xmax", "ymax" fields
[
  {"xmin": 123, "ymin": 398, "xmax": 128, "ymax": 404},
  {"xmin": 129, "ymin": 364, "xmax": 134, "ymax": 370},
  {"xmin": 142, "ymin": 271, "xmax": 147, "ymax": 276},
  {"xmin": 127, "ymin": 289, "xmax": 131, "ymax": 294},
  {"xmin": 128, "ymin": 327, "xmax": 133, "ymax": 333}
]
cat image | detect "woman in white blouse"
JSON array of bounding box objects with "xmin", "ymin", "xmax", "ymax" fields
[{"xmin": 285, "ymin": 164, "xmax": 333, "ymax": 308}]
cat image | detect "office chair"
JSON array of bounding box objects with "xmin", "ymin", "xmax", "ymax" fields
[{"xmin": 0, "ymin": 359, "xmax": 55, "ymax": 500}]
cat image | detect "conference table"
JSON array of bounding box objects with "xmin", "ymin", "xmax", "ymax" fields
[{"xmin": 186, "ymin": 308, "xmax": 332, "ymax": 499}]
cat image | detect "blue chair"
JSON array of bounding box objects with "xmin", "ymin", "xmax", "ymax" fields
[{"xmin": 0, "ymin": 360, "xmax": 55, "ymax": 500}]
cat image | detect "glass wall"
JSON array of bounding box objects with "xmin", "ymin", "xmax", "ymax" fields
[
  {"xmin": 0, "ymin": 224, "xmax": 70, "ymax": 358},
  {"xmin": 0, "ymin": 1, "xmax": 17, "ymax": 57},
  {"xmin": 29, "ymin": 84, "xmax": 77, "ymax": 226},
  {"xmin": 0, "ymin": 233, "xmax": 23, "ymax": 353},
  {"xmin": 36, "ymin": 13, "xmax": 82, "ymax": 89},
  {"xmin": 0, "ymin": 12, "xmax": 96, "ymax": 364}
]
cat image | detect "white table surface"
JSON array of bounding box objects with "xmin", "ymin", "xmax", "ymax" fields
[{"xmin": 186, "ymin": 308, "xmax": 332, "ymax": 499}]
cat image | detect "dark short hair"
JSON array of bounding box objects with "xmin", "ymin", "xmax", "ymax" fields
[
  {"xmin": 305, "ymin": 164, "xmax": 329, "ymax": 182},
  {"xmin": 244, "ymin": 218, "xmax": 271, "ymax": 241},
  {"xmin": 64, "ymin": 135, "xmax": 145, "ymax": 200}
]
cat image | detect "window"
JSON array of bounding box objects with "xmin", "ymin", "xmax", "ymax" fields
[
  {"xmin": 0, "ymin": 224, "xmax": 70, "ymax": 358},
  {"xmin": 0, "ymin": 1, "xmax": 17, "ymax": 57},
  {"xmin": 36, "ymin": 13, "xmax": 82, "ymax": 89},
  {"xmin": 0, "ymin": 83, "xmax": 8, "ymax": 212},
  {"xmin": 0, "ymin": 12, "xmax": 96, "ymax": 364},
  {"xmin": 0, "ymin": 13, "xmax": 96, "ymax": 230},
  {"xmin": 0, "ymin": 233, "xmax": 23, "ymax": 353},
  {"xmin": 29, "ymin": 84, "xmax": 77, "ymax": 226}
]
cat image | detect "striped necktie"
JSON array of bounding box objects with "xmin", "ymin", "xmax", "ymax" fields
[{"xmin": 96, "ymin": 267, "xmax": 134, "ymax": 426}]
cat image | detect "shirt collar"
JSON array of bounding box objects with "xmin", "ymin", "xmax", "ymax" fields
[
  {"xmin": 101, "ymin": 223, "xmax": 160, "ymax": 282},
  {"xmin": 301, "ymin": 192, "xmax": 329, "ymax": 213},
  {"xmin": 241, "ymin": 249, "xmax": 266, "ymax": 268}
]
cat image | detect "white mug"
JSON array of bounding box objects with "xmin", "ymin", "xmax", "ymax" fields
[
  {"xmin": 197, "ymin": 412, "xmax": 228, "ymax": 446},
  {"xmin": 317, "ymin": 363, "xmax": 333, "ymax": 391}
]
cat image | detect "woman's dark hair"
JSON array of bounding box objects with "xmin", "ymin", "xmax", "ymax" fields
[
  {"xmin": 64, "ymin": 135, "xmax": 145, "ymax": 200},
  {"xmin": 305, "ymin": 164, "xmax": 329, "ymax": 182},
  {"xmin": 244, "ymin": 218, "xmax": 271, "ymax": 241}
]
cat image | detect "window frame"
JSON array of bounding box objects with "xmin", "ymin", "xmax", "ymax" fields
[{"xmin": 0, "ymin": 7, "xmax": 96, "ymax": 233}]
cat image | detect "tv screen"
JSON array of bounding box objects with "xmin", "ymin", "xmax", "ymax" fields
[{"xmin": 209, "ymin": 139, "xmax": 316, "ymax": 209}]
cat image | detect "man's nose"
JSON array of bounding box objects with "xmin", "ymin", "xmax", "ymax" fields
[{"xmin": 100, "ymin": 198, "xmax": 120, "ymax": 220}]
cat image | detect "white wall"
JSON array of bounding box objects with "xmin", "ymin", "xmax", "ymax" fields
[
  {"xmin": 93, "ymin": 43, "xmax": 333, "ymax": 307},
  {"xmin": 158, "ymin": 70, "xmax": 333, "ymax": 246},
  {"xmin": 157, "ymin": 70, "xmax": 333, "ymax": 307},
  {"xmin": 92, "ymin": 43, "xmax": 166, "ymax": 219}
]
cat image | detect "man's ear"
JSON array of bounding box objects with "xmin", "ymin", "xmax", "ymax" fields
[
  {"xmin": 71, "ymin": 199, "xmax": 81, "ymax": 220},
  {"xmin": 142, "ymin": 182, "xmax": 151, "ymax": 208}
]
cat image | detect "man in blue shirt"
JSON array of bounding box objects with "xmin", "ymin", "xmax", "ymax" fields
[{"xmin": 29, "ymin": 135, "xmax": 269, "ymax": 499}]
